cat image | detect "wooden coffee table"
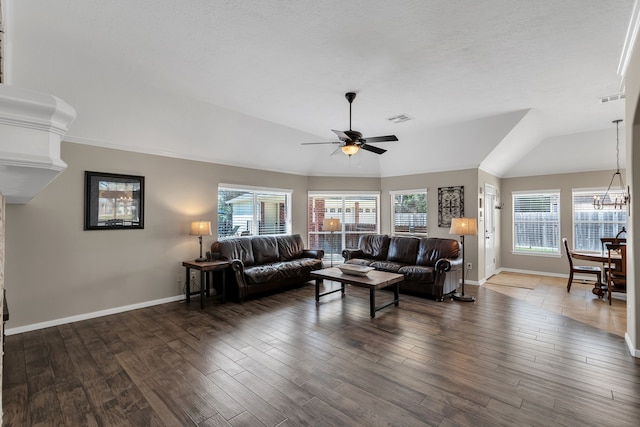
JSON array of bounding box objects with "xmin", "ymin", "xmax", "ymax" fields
[{"xmin": 311, "ymin": 267, "xmax": 403, "ymax": 318}]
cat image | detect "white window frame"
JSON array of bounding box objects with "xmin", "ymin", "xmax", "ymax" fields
[
  {"xmin": 390, "ymin": 189, "xmax": 428, "ymax": 236},
  {"xmin": 218, "ymin": 183, "xmax": 292, "ymax": 238},
  {"xmin": 572, "ymin": 187, "xmax": 627, "ymax": 252},
  {"xmin": 512, "ymin": 190, "xmax": 561, "ymax": 256}
]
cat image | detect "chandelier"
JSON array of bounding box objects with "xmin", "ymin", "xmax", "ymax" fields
[{"xmin": 593, "ymin": 119, "xmax": 629, "ymax": 210}]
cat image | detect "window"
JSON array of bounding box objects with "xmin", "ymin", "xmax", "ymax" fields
[
  {"xmin": 308, "ymin": 192, "xmax": 380, "ymax": 265},
  {"xmin": 513, "ymin": 191, "xmax": 560, "ymax": 255},
  {"xmin": 572, "ymin": 189, "xmax": 627, "ymax": 251},
  {"xmin": 391, "ymin": 190, "xmax": 427, "ymax": 236},
  {"xmin": 218, "ymin": 184, "xmax": 291, "ymax": 238}
]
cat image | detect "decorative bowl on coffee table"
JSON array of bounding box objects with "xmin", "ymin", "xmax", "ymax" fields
[{"xmin": 337, "ymin": 264, "xmax": 375, "ymax": 277}]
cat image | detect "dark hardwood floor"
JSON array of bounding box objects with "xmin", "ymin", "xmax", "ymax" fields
[{"xmin": 3, "ymin": 280, "xmax": 640, "ymax": 426}]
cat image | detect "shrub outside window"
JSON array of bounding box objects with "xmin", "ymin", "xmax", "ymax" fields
[
  {"xmin": 218, "ymin": 185, "xmax": 291, "ymax": 238},
  {"xmin": 391, "ymin": 190, "xmax": 427, "ymax": 236}
]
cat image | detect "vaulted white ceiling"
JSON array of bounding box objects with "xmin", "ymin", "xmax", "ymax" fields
[{"xmin": 5, "ymin": 0, "xmax": 633, "ymax": 178}]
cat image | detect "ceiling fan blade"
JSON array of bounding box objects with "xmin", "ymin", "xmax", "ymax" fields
[
  {"xmin": 331, "ymin": 129, "xmax": 350, "ymax": 140},
  {"xmin": 360, "ymin": 144, "xmax": 387, "ymax": 155},
  {"xmin": 301, "ymin": 141, "xmax": 341, "ymax": 145},
  {"xmin": 330, "ymin": 146, "xmax": 343, "ymax": 156},
  {"xmin": 362, "ymin": 135, "xmax": 398, "ymax": 143}
]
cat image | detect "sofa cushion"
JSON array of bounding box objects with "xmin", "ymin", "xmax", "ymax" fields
[
  {"xmin": 218, "ymin": 237, "xmax": 255, "ymax": 266},
  {"xmin": 399, "ymin": 265, "xmax": 435, "ymax": 282},
  {"xmin": 252, "ymin": 236, "xmax": 280, "ymax": 264},
  {"xmin": 387, "ymin": 237, "xmax": 419, "ymax": 264},
  {"xmin": 416, "ymin": 238, "xmax": 459, "ymax": 267},
  {"xmin": 358, "ymin": 234, "xmax": 390, "ymax": 260},
  {"xmin": 370, "ymin": 260, "xmax": 406, "ymax": 273},
  {"xmin": 244, "ymin": 258, "xmax": 322, "ymax": 285},
  {"xmin": 277, "ymin": 234, "xmax": 305, "ymax": 260}
]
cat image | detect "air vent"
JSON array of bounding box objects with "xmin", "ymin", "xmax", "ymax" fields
[
  {"xmin": 599, "ymin": 93, "xmax": 626, "ymax": 103},
  {"xmin": 387, "ymin": 114, "xmax": 413, "ymax": 123}
]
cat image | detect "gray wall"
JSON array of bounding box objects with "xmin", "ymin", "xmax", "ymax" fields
[
  {"xmin": 381, "ymin": 169, "xmax": 480, "ymax": 281},
  {"xmin": 5, "ymin": 140, "xmax": 633, "ymax": 333},
  {"xmin": 5, "ymin": 142, "xmax": 311, "ymax": 329},
  {"xmin": 500, "ymin": 169, "xmax": 624, "ymax": 275},
  {"xmin": 625, "ymin": 29, "xmax": 640, "ymax": 353},
  {"xmin": 0, "ymin": 193, "xmax": 4, "ymax": 415},
  {"xmin": 309, "ymin": 170, "xmax": 483, "ymax": 282}
]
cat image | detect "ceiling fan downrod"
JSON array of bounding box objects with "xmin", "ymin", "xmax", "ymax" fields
[{"xmin": 345, "ymin": 92, "xmax": 356, "ymax": 131}]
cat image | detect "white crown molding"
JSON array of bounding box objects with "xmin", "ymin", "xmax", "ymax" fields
[
  {"xmin": 618, "ymin": 0, "xmax": 640, "ymax": 79},
  {"xmin": 0, "ymin": 85, "xmax": 76, "ymax": 203}
]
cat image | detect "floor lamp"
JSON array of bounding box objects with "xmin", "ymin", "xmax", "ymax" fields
[
  {"xmin": 323, "ymin": 218, "xmax": 341, "ymax": 267},
  {"xmin": 449, "ymin": 217, "xmax": 477, "ymax": 302}
]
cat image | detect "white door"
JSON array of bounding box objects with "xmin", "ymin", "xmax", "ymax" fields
[{"xmin": 484, "ymin": 184, "xmax": 497, "ymax": 278}]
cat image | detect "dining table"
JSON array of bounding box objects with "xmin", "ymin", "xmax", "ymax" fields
[{"xmin": 571, "ymin": 249, "xmax": 623, "ymax": 297}]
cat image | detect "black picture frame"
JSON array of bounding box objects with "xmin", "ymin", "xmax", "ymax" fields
[
  {"xmin": 84, "ymin": 171, "xmax": 145, "ymax": 230},
  {"xmin": 438, "ymin": 186, "xmax": 464, "ymax": 228}
]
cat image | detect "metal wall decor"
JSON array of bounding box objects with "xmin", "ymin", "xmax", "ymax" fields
[{"xmin": 438, "ymin": 186, "xmax": 464, "ymax": 227}]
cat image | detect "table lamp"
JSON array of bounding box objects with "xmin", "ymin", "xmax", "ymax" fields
[
  {"xmin": 449, "ymin": 217, "xmax": 477, "ymax": 302},
  {"xmin": 189, "ymin": 220, "xmax": 212, "ymax": 262},
  {"xmin": 323, "ymin": 218, "xmax": 341, "ymax": 267}
]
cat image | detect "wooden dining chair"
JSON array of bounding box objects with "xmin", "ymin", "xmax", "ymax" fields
[
  {"xmin": 605, "ymin": 243, "xmax": 626, "ymax": 305},
  {"xmin": 599, "ymin": 237, "xmax": 626, "ymax": 277},
  {"xmin": 600, "ymin": 237, "xmax": 626, "ymax": 253},
  {"xmin": 562, "ymin": 238, "xmax": 602, "ymax": 293}
]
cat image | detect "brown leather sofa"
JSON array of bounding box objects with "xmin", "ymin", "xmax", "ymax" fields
[
  {"xmin": 342, "ymin": 234, "xmax": 462, "ymax": 301},
  {"xmin": 216, "ymin": 234, "xmax": 324, "ymax": 302}
]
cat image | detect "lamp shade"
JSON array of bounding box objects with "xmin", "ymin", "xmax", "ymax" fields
[
  {"xmin": 449, "ymin": 217, "xmax": 477, "ymax": 236},
  {"xmin": 189, "ymin": 220, "xmax": 212, "ymax": 236},
  {"xmin": 323, "ymin": 218, "xmax": 341, "ymax": 232}
]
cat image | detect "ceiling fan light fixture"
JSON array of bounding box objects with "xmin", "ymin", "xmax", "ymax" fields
[{"xmin": 341, "ymin": 144, "xmax": 359, "ymax": 156}]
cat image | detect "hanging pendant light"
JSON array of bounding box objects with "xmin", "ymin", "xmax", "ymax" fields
[{"xmin": 593, "ymin": 119, "xmax": 629, "ymax": 210}]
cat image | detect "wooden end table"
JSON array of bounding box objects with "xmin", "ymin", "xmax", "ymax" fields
[
  {"xmin": 182, "ymin": 260, "xmax": 230, "ymax": 309},
  {"xmin": 311, "ymin": 267, "xmax": 404, "ymax": 318}
]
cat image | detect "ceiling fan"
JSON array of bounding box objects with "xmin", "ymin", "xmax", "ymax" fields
[{"xmin": 302, "ymin": 92, "xmax": 398, "ymax": 156}]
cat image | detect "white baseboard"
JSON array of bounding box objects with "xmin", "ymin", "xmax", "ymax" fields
[
  {"xmin": 626, "ymin": 333, "xmax": 640, "ymax": 358},
  {"xmin": 5, "ymin": 294, "xmax": 184, "ymax": 335},
  {"xmin": 494, "ymin": 267, "xmax": 569, "ymax": 278},
  {"xmin": 489, "ymin": 267, "xmax": 604, "ymax": 282}
]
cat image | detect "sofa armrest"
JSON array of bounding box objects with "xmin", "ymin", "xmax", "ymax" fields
[
  {"xmin": 342, "ymin": 248, "xmax": 364, "ymax": 261},
  {"xmin": 227, "ymin": 259, "xmax": 249, "ymax": 302},
  {"xmin": 431, "ymin": 257, "xmax": 462, "ymax": 301},
  {"xmin": 435, "ymin": 257, "xmax": 462, "ymax": 273},
  {"xmin": 302, "ymin": 249, "xmax": 325, "ymax": 259}
]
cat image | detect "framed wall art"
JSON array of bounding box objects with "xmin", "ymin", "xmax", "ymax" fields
[
  {"xmin": 84, "ymin": 171, "xmax": 145, "ymax": 230},
  {"xmin": 438, "ymin": 186, "xmax": 464, "ymax": 228}
]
